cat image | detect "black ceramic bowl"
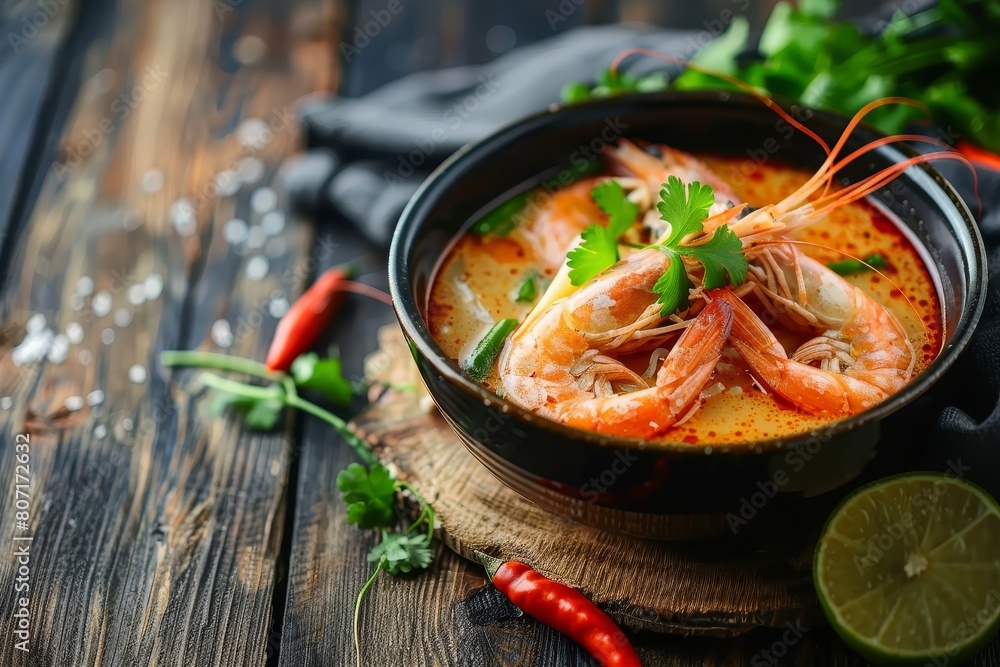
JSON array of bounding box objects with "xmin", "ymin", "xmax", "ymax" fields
[{"xmin": 388, "ymin": 91, "xmax": 987, "ymax": 539}]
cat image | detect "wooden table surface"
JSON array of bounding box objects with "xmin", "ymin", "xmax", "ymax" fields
[{"xmin": 0, "ymin": 0, "xmax": 997, "ymax": 665}]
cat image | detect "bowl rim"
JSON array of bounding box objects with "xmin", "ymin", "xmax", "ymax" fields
[{"xmin": 388, "ymin": 90, "xmax": 988, "ymax": 456}]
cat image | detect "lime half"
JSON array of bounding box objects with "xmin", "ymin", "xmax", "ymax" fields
[{"xmin": 815, "ymin": 473, "xmax": 1000, "ymax": 665}]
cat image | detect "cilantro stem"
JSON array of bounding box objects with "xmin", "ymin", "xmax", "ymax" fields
[
  {"xmin": 284, "ymin": 394, "xmax": 378, "ymax": 466},
  {"xmin": 161, "ymin": 350, "xmax": 283, "ymax": 381},
  {"xmin": 281, "ymin": 376, "xmax": 299, "ymax": 400},
  {"xmin": 199, "ymin": 372, "xmax": 280, "ymax": 400},
  {"xmin": 396, "ymin": 481, "xmax": 435, "ymax": 541},
  {"xmin": 198, "ymin": 371, "xmax": 377, "ymax": 466},
  {"xmin": 354, "ymin": 561, "xmax": 382, "ymax": 667}
]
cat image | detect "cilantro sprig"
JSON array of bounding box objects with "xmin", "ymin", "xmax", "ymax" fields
[
  {"xmin": 367, "ymin": 530, "xmax": 434, "ymax": 574},
  {"xmin": 336, "ymin": 461, "xmax": 435, "ymax": 574},
  {"xmin": 338, "ymin": 460, "xmax": 436, "ymax": 665},
  {"xmin": 159, "ymin": 349, "xmax": 372, "ymax": 463},
  {"xmin": 566, "ymin": 180, "xmax": 639, "ymax": 285},
  {"xmin": 160, "ymin": 348, "xmax": 439, "ymax": 666},
  {"xmin": 338, "ymin": 462, "xmax": 397, "ymax": 529},
  {"xmin": 651, "ymin": 176, "xmax": 747, "ymax": 315},
  {"xmin": 672, "ymin": 0, "xmax": 1000, "ymax": 152},
  {"xmin": 562, "ymin": 68, "xmax": 670, "ymax": 104},
  {"xmin": 564, "ymin": 3, "xmax": 1000, "ymax": 152}
]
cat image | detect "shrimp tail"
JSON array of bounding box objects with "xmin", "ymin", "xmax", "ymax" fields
[
  {"xmin": 714, "ymin": 290, "xmax": 887, "ymax": 416},
  {"xmin": 652, "ymin": 296, "xmax": 734, "ymax": 415},
  {"xmin": 557, "ymin": 296, "xmax": 734, "ymax": 437}
]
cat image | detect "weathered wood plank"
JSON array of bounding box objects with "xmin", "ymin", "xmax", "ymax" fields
[
  {"xmin": 0, "ymin": 0, "xmax": 335, "ymax": 664},
  {"xmin": 0, "ymin": 0, "xmax": 77, "ymax": 268}
]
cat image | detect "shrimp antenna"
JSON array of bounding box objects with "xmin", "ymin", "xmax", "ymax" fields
[
  {"xmin": 748, "ymin": 238, "xmax": 925, "ymax": 333},
  {"xmin": 777, "ymin": 97, "xmax": 928, "ymax": 212},
  {"xmin": 775, "ymin": 144, "xmax": 982, "ymax": 238},
  {"xmin": 332, "ymin": 281, "xmax": 394, "ymax": 305},
  {"xmin": 805, "ymin": 151, "xmax": 981, "ymax": 220},
  {"xmin": 819, "ymin": 134, "xmax": 982, "ymax": 218},
  {"xmin": 608, "ymin": 48, "xmax": 831, "ymax": 155}
]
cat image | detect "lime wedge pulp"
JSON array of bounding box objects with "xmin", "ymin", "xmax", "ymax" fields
[{"xmin": 815, "ymin": 472, "xmax": 1000, "ymax": 665}]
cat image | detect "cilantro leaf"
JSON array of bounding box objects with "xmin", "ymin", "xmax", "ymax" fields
[
  {"xmin": 566, "ymin": 181, "xmax": 638, "ymax": 286},
  {"xmin": 673, "ymin": 16, "xmax": 750, "ymax": 89},
  {"xmin": 567, "ymin": 225, "xmax": 619, "ymax": 286},
  {"xmin": 651, "ymin": 179, "xmax": 748, "ymax": 315},
  {"xmin": 560, "ymin": 81, "xmax": 592, "ymax": 104},
  {"xmin": 291, "ymin": 352, "xmax": 353, "ymax": 404},
  {"xmin": 209, "ymin": 383, "xmax": 285, "ymax": 430},
  {"xmin": 367, "ymin": 531, "xmax": 433, "ymax": 575},
  {"xmin": 676, "ymin": 225, "xmax": 747, "ymax": 289},
  {"xmin": 337, "ymin": 462, "xmax": 397, "ymax": 530},
  {"xmin": 652, "ymin": 250, "xmax": 692, "ymax": 316},
  {"xmin": 243, "ymin": 397, "xmax": 285, "ymax": 430},
  {"xmin": 800, "ymin": 0, "xmax": 838, "ymax": 19},
  {"xmin": 591, "ymin": 179, "xmax": 638, "ymax": 237},
  {"xmin": 657, "ymin": 176, "xmax": 717, "ymax": 247},
  {"xmin": 561, "ymin": 69, "xmax": 671, "ymax": 104}
]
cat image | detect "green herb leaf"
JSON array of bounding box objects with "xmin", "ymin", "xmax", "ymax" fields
[
  {"xmin": 758, "ymin": 2, "xmax": 796, "ymax": 57},
  {"xmin": 209, "ymin": 383, "xmax": 285, "ymax": 431},
  {"xmin": 651, "ymin": 179, "xmax": 748, "ymax": 315},
  {"xmin": 515, "ymin": 274, "xmax": 537, "ymax": 303},
  {"xmin": 567, "ymin": 225, "xmax": 619, "ymax": 286},
  {"xmin": 827, "ymin": 253, "xmax": 888, "ymax": 275},
  {"xmin": 567, "ymin": 181, "xmax": 638, "ymax": 286},
  {"xmin": 636, "ymin": 72, "xmax": 670, "ymax": 92},
  {"xmin": 652, "ymin": 250, "xmax": 691, "ymax": 316},
  {"xmin": 243, "ymin": 397, "xmax": 285, "ymax": 430},
  {"xmin": 291, "ymin": 352, "xmax": 354, "ymax": 404},
  {"xmin": 367, "ymin": 531, "xmax": 434, "ymax": 575},
  {"xmin": 657, "ymin": 175, "xmax": 717, "ymax": 246},
  {"xmin": 592, "ymin": 180, "xmax": 639, "ymax": 237},
  {"xmin": 673, "ymin": 15, "xmax": 750, "ymax": 89},
  {"xmin": 677, "ymin": 225, "xmax": 748, "ymax": 289},
  {"xmin": 799, "ymin": 0, "xmax": 839, "ymax": 19},
  {"xmin": 560, "ymin": 81, "xmax": 592, "ymax": 104},
  {"xmin": 337, "ymin": 463, "xmax": 397, "ymax": 530},
  {"xmin": 561, "ymin": 70, "xmax": 671, "ymax": 104}
]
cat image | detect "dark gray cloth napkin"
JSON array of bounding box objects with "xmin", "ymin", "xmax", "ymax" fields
[{"xmin": 286, "ymin": 24, "xmax": 1000, "ymax": 493}]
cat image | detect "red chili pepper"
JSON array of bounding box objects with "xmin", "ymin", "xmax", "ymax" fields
[
  {"xmin": 264, "ymin": 262, "xmax": 358, "ymax": 371},
  {"xmin": 476, "ymin": 552, "xmax": 643, "ymax": 667},
  {"xmin": 955, "ymin": 140, "xmax": 1000, "ymax": 172}
]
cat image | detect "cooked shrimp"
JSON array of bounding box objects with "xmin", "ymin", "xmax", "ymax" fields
[
  {"xmin": 500, "ymin": 248, "xmax": 733, "ymax": 438},
  {"xmin": 515, "ymin": 177, "xmax": 607, "ymax": 270},
  {"xmin": 714, "ymin": 243, "xmax": 915, "ymax": 416},
  {"xmin": 509, "ymin": 91, "xmax": 971, "ymax": 427}
]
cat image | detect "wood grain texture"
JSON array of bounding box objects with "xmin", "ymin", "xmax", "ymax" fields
[
  {"xmin": 0, "ymin": 0, "xmax": 76, "ymax": 265},
  {"xmin": 0, "ymin": 0, "xmax": 336, "ymax": 664}
]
